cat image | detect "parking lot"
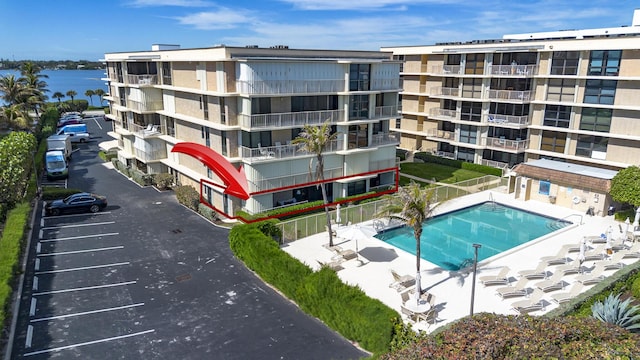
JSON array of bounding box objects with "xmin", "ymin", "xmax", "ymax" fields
[{"xmin": 10, "ymin": 116, "xmax": 366, "ymax": 359}]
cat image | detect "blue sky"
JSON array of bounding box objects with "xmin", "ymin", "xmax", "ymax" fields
[{"xmin": 1, "ymin": 0, "xmax": 638, "ymax": 61}]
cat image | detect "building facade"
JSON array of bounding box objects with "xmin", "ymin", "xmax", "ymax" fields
[
  {"xmin": 103, "ymin": 46, "xmax": 401, "ymax": 217},
  {"xmin": 383, "ymin": 10, "xmax": 640, "ymax": 173}
]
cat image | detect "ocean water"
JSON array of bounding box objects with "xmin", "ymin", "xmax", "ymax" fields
[{"xmin": 0, "ymin": 69, "xmax": 107, "ymax": 105}]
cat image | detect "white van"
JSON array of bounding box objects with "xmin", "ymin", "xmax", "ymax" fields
[
  {"xmin": 57, "ymin": 124, "xmax": 90, "ymax": 143},
  {"xmin": 45, "ymin": 150, "xmax": 69, "ymax": 180}
]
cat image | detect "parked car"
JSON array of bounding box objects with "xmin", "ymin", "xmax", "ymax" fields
[
  {"xmin": 45, "ymin": 192, "xmax": 108, "ymax": 216},
  {"xmin": 57, "ymin": 118, "xmax": 83, "ymax": 128}
]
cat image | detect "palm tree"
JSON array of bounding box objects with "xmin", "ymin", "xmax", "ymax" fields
[
  {"xmin": 292, "ymin": 120, "xmax": 338, "ymax": 246},
  {"xmin": 85, "ymin": 89, "xmax": 95, "ymax": 106},
  {"xmin": 376, "ymin": 182, "xmax": 440, "ymax": 298},
  {"xmin": 94, "ymin": 88, "xmax": 105, "ymax": 106},
  {"xmin": 0, "ymin": 104, "xmax": 31, "ymax": 130},
  {"xmin": 52, "ymin": 92, "xmax": 65, "ymax": 103},
  {"xmin": 0, "ymin": 74, "xmax": 29, "ymax": 105},
  {"xmin": 66, "ymin": 90, "xmax": 77, "ymax": 103}
]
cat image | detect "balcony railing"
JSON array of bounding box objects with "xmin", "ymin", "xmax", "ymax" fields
[
  {"xmin": 424, "ymin": 129, "xmax": 455, "ymax": 140},
  {"xmin": 489, "ymin": 64, "xmax": 537, "ymax": 77},
  {"xmin": 370, "ymin": 78, "xmax": 401, "ymax": 90},
  {"xmin": 484, "ymin": 137, "xmax": 529, "ymax": 152},
  {"xmin": 428, "ymin": 108, "xmax": 458, "ymax": 120},
  {"xmin": 486, "ymin": 89, "xmax": 533, "ymax": 102},
  {"xmin": 127, "ymin": 122, "xmax": 162, "ymax": 138},
  {"xmin": 434, "ymin": 151, "xmax": 455, "ymax": 159},
  {"xmin": 127, "ymin": 99, "xmax": 164, "ymax": 112},
  {"xmin": 241, "ymin": 139, "xmax": 341, "ymax": 162},
  {"xmin": 430, "ymin": 86, "xmax": 460, "ymax": 97},
  {"xmin": 486, "ymin": 113, "xmax": 530, "ymax": 126},
  {"xmin": 248, "ymin": 167, "xmax": 342, "ymax": 192},
  {"xmin": 480, "ymin": 159, "xmax": 509, "ymax": 170},
  {"xmin": 371, "ymin": 132, "xmax": 400, "ymax": 146},
  {"xmin": 134, "ymin": 148, "xmax": 167, "ymax": 162},
  {"xmin": 373, "ymin": 105, "xmax": 399, "ymax": 118},
  {"xmin": 429, "ymin": 65, "xmax": 462, "ymax": 75},
  {"xmin": 236, "ymin": 79, "xmax": 345, "ymax": 95},
  {"xmin": 369, "ymin": 158, "xmax": 397, "ymax": 171},
  {"xmin": 239, "ymin": 109, "xmax": 344, "ymax": 129},
  {"xmin": 127, "ymin": 74, "xmax": 158, "ymax": 86}
]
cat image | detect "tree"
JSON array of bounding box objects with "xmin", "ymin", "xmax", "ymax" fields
[
  {"xmin": 610, "ymin": 166, "xmax": 640, "ymax": 207},
  {"xmin": 66, "ymin": 90, "xmax": 77, "ymax": 103},
  {"xmin": 0, "ymin": 105, "xmax": 32, "ymax": 130},
  {"xmin": 292, "ymin": 121, "xmax": 338, "ymax": 246},
  {"xmin": 94, "ymin": 88, "xmax": 106, "ymax": 106},
  {"xmin": 0, "ymin": 74, "xmax": 29, "ymax": 105},
  {"xmin": 52, "ymin": 92, "xmax": 65, "ymax": 103},
  {"xmin": 376, "ymin": 182, "xmax": 439, "ymax": 297},
  {"xmin": 85, "ymin": 89, "xmax": 95, "ymax": 106}
]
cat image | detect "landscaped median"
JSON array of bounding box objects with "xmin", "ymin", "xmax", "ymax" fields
[{"xmin": 229, "ymin": 221, "xmax": 413, "ymax": 356}]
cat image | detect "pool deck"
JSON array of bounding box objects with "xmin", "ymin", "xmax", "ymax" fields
[{"xmin": 281, "ymin": 189, "xmax": 638, "ymax": 333}]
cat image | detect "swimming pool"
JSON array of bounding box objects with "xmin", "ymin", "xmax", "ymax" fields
[{"xmin": 375, "ymin": 202, "xmax": 572, "ymax": 271}]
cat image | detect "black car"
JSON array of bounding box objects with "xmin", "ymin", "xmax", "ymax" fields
[{"xmin": 45, "ymin": 192, "xmax": 108, "ymax": 216}]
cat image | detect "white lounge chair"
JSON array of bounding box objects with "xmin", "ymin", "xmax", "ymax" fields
[
  {"xmin": 622, "ymin": 242, "xmax": 640, "ymax": 259},
  {"xmin": 583, "ymin": 244, "xmax": 606, "ymax": 261},
  {"xmin": 534, "ymin": 272, "xmax": 566, "ymax": 292},
  {"xmin": 389, "ymin": 269, "xmax": 415, "ymax": 292},
  {"xmin": 479, "ymin": 266, "xmax": 510, "ymax": 286},
  {"xmin": 556, "ymin": 259, "xmax": 583, "ymax": 276},
  {"xmin": 575, "ymin": 264, "xmax": 607, "ymax": 285},
  {"xmin": 496, "ymin": 277, "xmax": 529, "ymax": 299},
  {"xmin": 511, "ymin": 289, "xmax": 545, "ymax": 314},
  {"xmin": 551, "ymin": 282, "xmax": 584, "ymax": 304},
  {"xmin": 316, "ymin": 259, "xmax": 343, "ymax": 272},
  {"xmin": 540, "ymin": 244, "xmax": 572, "ymax": 265},
  {"xmin": 518, "ymin": 262, "xmax": 551, "ymax": 279}
]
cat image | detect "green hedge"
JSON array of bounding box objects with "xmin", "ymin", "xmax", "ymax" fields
[
  {"xmin": 414, "ymin": 152, "xmax": 503, "ymax": 176},
  {"xmin": 0, "ymin": 202, "xmax": 30, "ymax": 327},
  {"xmin": 130, "ymin": 168, "xmax": 154, "ymax": 187},
  {"xmin": 41, "ymin": 187, "xmax": 83, "ymax": 200},
  {"xmin": 229, "ymin": 224, "xmax": 398, "ymax": 355},
  {"xmin": 111, "ymin": 158, "xmax": 130, "ymax": 177},
  {"xmin": 197, "ymin": 203, "xmax": 217, "ymax": 222},
  {"xmin": 175, "ymin": 185, "xmax": 200, "ymax": 211}
]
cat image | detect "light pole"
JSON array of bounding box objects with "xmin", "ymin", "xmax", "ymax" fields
[{"xmin": 470, "ymin": 243, "xmax": 482, "ymax": 317}]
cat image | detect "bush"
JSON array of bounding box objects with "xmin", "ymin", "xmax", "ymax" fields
[
  {"xmin": 198, "ymin": 203, "xmax": 218, "ymax": 222},
  {"xmin": 98, "ymin": 151, "xmax": 117, "ymax": 162},
  {"xmin": 632, "ymin": 276, "xmax": 640, "ymax": 299},
  {"xmin": 0, "ymin": 202, "xmax": 30, "ymax": 327},
  {"xmin": 42, "ymin": 187, "xmax": 83, "ymax": 200},
  {"xmin": 175, "ymin": 185, "xmax": 200, "ymax": 211},
  {"xmin": 413, "ymin": 152, "xmax": 502, "ymax": 176},
  {"xmin": 255, "ymin": 219, "xmax": 282, "ymax": 242},
  {"xmin": 154, "ymin": 173, "xmax": 174, "ymax": 190},
  {"xmin": 111, "ymin": 158, "xmax": 130, "ymax": 177},
  {"xmin": 130, "ymin": 168, "xmax": 153, "ymax": 186}
]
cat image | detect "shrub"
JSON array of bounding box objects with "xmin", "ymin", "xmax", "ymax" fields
[
  {"xmin": 98, "ymin": 151, "xmax": 117, "ymax": 162},
  {"xmin": 255, "ymin": 219, "xmax": 282, "ymax": 242},
  {"xmin": 175, "ymin": 185, "xmax": 200, "ymax": 211},
  {"xmin": 0, "ymin": 202, "xmax": 30, "ymax": 327},
  {"xmin": 632, "ymin": 277, "xmax": 640, "ymax": 299},
  {"xmin": 154, "ymin": 173, "xmax": 174, "ymax": 190},
  {"xmin": 130, "ymin": 168, "xmax": 153, "ymax": 186},
  {"xmin": 111, "ymin": 158, "xmax": 130, "ymax": 177},
  {"xmin": 413, "ymin": 152, "xmax": 502, "ymax": 176},
  {"xmin": 591, "ymin": 293, "xmax": 640, "ymax": 331},
  {"xmin": 198, "ymin": 203, "xmax": 218, "ymax": 222},
  {"xmin": 42, "ymin": 187, "xmax": 83, "ymax": 200}
]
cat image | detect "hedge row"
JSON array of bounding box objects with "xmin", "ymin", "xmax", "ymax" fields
[
  {"xmin": 414, "ymin": 152, "xmax": 503, "ymax": 176},
  {"xmin": 229, "ymin": 224, "xmax": 399, "ymax": 355},
  {"xmin": 0, "ymin": 202, "xmax": 30, "ymax": 327}
]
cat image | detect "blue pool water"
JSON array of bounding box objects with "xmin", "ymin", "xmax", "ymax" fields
[{"xmin": 375, "ymin": 202, "xmax": 572, "ymax": 271}]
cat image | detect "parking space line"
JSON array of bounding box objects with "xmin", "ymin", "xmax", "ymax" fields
[
  {"xmin": 31, "ymin": 303, "xmax": 144, "ymax": 323},
  {"xmin": 30, "ymin": 299, "xmax": 37, "ymax": 316},
  {"xmin": 39, "ymin": 232, "xmax": 119, "ymax": 243},
  {"xmin": 36, "ymin": 262, "xmax": 130, "ymax": 275},
  {"xmin": 25, "ymin": 325, "xmax": 33, "ymax": 348},
  {"xmin": 32, "ymin": 281, "xmax": 137, "ymax": 296},
  {"xmin": 41, "ymin": 221, "xmax": 115, "ymax": 230},
  {"xmin": 34, "ymin": 258, "xmax": 40, "ymax": 271},
  {"xmin": 23, "ymin": 329, "xmax": 155, "ymax": 357},
  {"xmin": 37, "ymin": 246, "xmax": 124, "ymax": 257},
  {"xmin": 42, "ymin": 212, "xmax": 112, "ymax": 221},
  {"xmin": 32, "ymin": 277, "xmax": 38, "ymax": 291}
]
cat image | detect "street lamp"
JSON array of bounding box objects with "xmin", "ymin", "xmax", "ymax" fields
[{"xmin": 470, "ymin": 243, "xmax": 482, "ymax": 317}]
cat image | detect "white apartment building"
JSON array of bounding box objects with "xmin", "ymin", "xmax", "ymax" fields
[
  {"xmin": 383, "ymin": 10, "xmax": 640, "ymax": 173},
  {"xmin": 103, "ymin": 45, "xmax": 401, "ymax": 218}
]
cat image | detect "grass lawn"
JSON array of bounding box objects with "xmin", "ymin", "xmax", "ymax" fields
[{"xmin": 399, "ymin": 162, "xmax": 486, "ymax": 185}]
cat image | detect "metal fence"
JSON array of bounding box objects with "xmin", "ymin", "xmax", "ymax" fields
[{"xmin": 278, "ymin": 175, "xmax": 508, "ymax": 243}]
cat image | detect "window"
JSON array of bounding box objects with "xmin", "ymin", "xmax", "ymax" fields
[
  {"xmin": 348, "ymin": 124, "xmax": 368, "ymax": 148},
  {"xmin": 201, "ymin": 126, "xmax": 210, "ymax": 147},
  {"xmin": 584, "ymin": 79, "xmax": 616, "ymax": 105},
  {"xmin": 540, "ymin": 130, "xmax": 566, "ymax": 153},
  {"xmin": 347, "ymin": 180, "xmax": 367, "ymax": 196},
  {"xmin": 589, "ymin": 50, "xmax": 621, "ymax": 76},
  {"xmin": 547, "ymin": 78, "xmax": 576, "ymax": 102},
  {"xmin": 349, "ymin": 64, "xmax": 370, "ymax": 91},
  {"xmin": 202, "ymin": 95, "xmax": 209, "ymax": 120},
  {"xmin": 462, "ymin": 78, "xmax": 482, "ymax": 99},
  {"xmin": 443, "ymin": 77, "xmax": 459, "ymax": 89},
  {"xmin": 551, "ymin": 51, "xmax": 579, "ymax": 75},
  {"xmin": 490, "ymin": 103, "xmax": 529, "ymax": 117},
  {"xmin": 539, "ymin": 181, "xmax": 551, "ymax": 195},
  {"xmin": 219, "ymin": 97, "xmax": 226, "ymax": 124},
  {"xmin": 446, "ymin": 54, "xmax": 461, "ymax": 65},
  {"xmin": 456, "ymin": 147, "xmax": 475, "ymax": 162},
  {"xmin": 443, "ymin": 99, "xmax": 456, "ymax": 111},
  {"xmin": 161, "ymin": 62, "xmax": 172, "ymax": 85},
  {"xmin": 576, "ymin": 135, "xmax": 608, "ymax": 159},
  {"xmin": 349, "ymin": 95, "xmax": 369, "ymax": 119},
  {"xmin": 464, "ymin": 53, "xmax": 485, "ymax": 75},
  {"xmin": 458, "ymin": 125, "xmax": 477, "ymax": 144},
  {"xmin": 221, "ymin": 131, "xmax": 227, "ymax": 156},
  {"xmin": 242, "ymin": 131, "xmax": 272, "ymax": 148},
  {"xmin": 291, "ymin": 95, "xmax": 338, "ymax": 112},
  {"xmin": 580, "ymin": 108, "xmax": 612, "ymax": 132},
  {"xmin": 460, "ymin": 101, "xmax": 482, "ymax": 122},
  {"xmin": 543, "ymin": 105, "xmax": 571, "ymax": 128}
]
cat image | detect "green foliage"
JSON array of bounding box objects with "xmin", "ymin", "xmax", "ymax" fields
[
  {"xmin": 396, "ymin": 149, "xmax": 408, "ymax": 161},
  {"xmin": 610, "ymin": 166, "xmax": 640, "ymax": 207},
  {"xmin": 98, "ymin": 151, "xmax": 117, "ymax": 162},
  {"xmin": 197, "ymin": 203, "xmax": 217, "ymax": 222},
  {"xmin": 591, "ymin": 293, "xmax": 640, "ymax": 331},
  {"xmin": 335, "ymin": 191, "xmax": 377, "ymax": 203},
  {"xmin": 388, "ymin": 317, "xmax": 427, "ymax": 353},
  {"xmin": 632, "ymin": 277, "xmax": 640, "ymax": 299},
  {"xmin": 174, "ymin": 185, "xmax": 200, "ymax": 211},
  {"xmin": 111, "ymin": 158, "xmax": 130, "ymax": 177},
  {"xmin": 0, "ymin": 202, "xmax": 30, "ymax": 327},
  {"xmin": 129, "ymin": 168, "xmax": 153, "ymax": 186},
  {"xmin": 41, "ymin": 187, "xmax": 83, "ymax": 200},
  {"xmin": 153, "ymin": 172, "xmax": 174, "ymax": 190},
  {"xmin": 0, "ymin": 131, "xmax": 36, "ymax": 207},
  {"xmin": 242, "ymin": 200, "xmax": 325, "ymax": 221},
  {"xmin": 413, "ymin": 152, "xmax": 502, "ymax": 176},
  {"xmin": 379, "ymin": 313, "xmax": 640, "ymax": 359},
  {"xmin": 229, "ymin": 224, "xmax": 398, "ymax": 355},
  {"xmin": 254, "ymin": 219, "xmax": 282, "ymax": 242}
]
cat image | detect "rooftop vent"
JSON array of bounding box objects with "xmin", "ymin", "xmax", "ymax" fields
[
  {"xmin": 245, "ymin": 45, "xmax": 259, "ymax": 48},
  {"xmin": 270, "ymin": 45, "xmax": 289, "ymax": 49},
  {"xmin": 152, "ymin": 44, "xmax": 180, "ymax": 51}
]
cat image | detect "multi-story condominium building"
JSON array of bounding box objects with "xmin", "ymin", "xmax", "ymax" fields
[
  {"xmin": 382, "ymin": 10, "xmax": 640, "ymax": 172},
  {"xmin": 103, "ymin": 45, "xmax": 401, "ymax": 218}
]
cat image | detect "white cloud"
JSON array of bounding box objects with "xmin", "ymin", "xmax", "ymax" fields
[
  {"xmin": 128, "ymin": 0, "xmax": 211, "ymax": 7},
  {"xmin": 175, "ymin": 8, "xmax": 255, "ymax": 30},
  {"xmin": 279, "ymin": 0, "xmax": 462, "ymax": 10}
]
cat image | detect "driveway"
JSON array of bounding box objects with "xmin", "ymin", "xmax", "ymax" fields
[{"xmin": 9, "ymin": 117, "xmax": 367, "ymax": 359}]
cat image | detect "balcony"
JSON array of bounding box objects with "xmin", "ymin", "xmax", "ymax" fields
[
  {"xmin": 370, "ymin": 78, "xmax": 401, "ymax": 90},
  {"xmin": 241, "ymin": 139, "xmax": 341, "ymax": 163},
  {"xmin": 429, "ymin": 108, "xmax": 458, "ymax": 120},
  {"xmin": 486, "ymin": 114, "xmax": 530, "ymax": 126},
  {"xmin": 486, "ymin": 89, "xmax": 533, "ymax": 102},
  {"xmin": 239, "ymin": 109, "xmax": 344, "ymax": 129},
  {"xmin": 236, "ymin": 79, "xmax": 345, "ymax": 95},
  {"xmin": 127, "ymin": 74, "xmax": 158, "ymax": 86},
  {"xmin": 480, "ymin": 159, "xmax": 509, "ymax": 170},
  {"xmin": 429, "ymin": 65, "xmax": 462, "ymax": 75},
  {"xmin": 489, "ymin": 64, "xmax": 537, "ymax": 77},
  {"xmin": 402, "ymin": 63, "xmax": 428, "ymax": 73},
  {"xmin": 433, "ymin": 150, "xmax": 455, "ymax": 159},
  {"xmin": 369, "ymin": 158, "xmax": 397, "ymax": 171},
  {"xmin": 371, "ymin": 132, "xmax": 400, "ymax": 147},
  {"xmin": 127, "ymin": 99, "xmax": 164, "ymax": 112},
  {"xmin": 373, "ymin": 105, "xmax": 399, "ymax": 118},
  {"xmin": 484, "ymin": 137, "xmax": 529, "ymax": 152},
  {"xmin": 249, "ymin": 167, "xmax": 342, "ymax": 192},
  {"xmin": 127, "ymin": 122, "xmax": 162, "ymax": 138},
  {"xmin": 424, "ymin": 129, "xmax": 455, "ymax": 140},
  {"xmin": 430, "ymin": 86, "xmax": 460, "ymax": 97},
  {"xmin": 134, "ymin": 148, "xmax": 167, "ymax": 162}
]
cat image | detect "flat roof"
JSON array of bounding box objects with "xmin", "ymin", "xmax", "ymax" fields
[{"xmin": 525, "ymin": 159, "xmax": 618, "ymax": 180}]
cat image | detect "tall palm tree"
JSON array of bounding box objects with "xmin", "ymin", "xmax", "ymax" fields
[
  {"xmin": 85, "ymin": 89, "xmax": 95, "ymax": 106},
  {"xmin": 94, "ymin": 88, "xmax": 105, "ymax": 106},
  {"xmin": 376, "ymin": 182, "xmax": 440, "ymax": 298},
  {"xmin": 0, "ymin": 74, "xmax": 29, "ymax": 105},
  {"xmin": 292, "ymin": 120, "xmax": 338, "ymax": 246},
  {"xmin": 0, "ymin": 104, "xmax": 31, "ymax": 130},
  {"xmin": 52, "ymin": 92, "xmax": 65, "ymax": 103},
  {"xmin": 66, "ymin": 90, "xmax": 77, "ymax": 103}
]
